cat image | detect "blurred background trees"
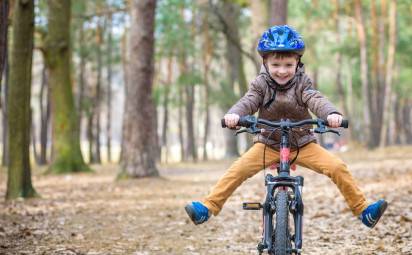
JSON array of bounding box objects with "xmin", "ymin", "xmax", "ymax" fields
[{"xmin": 1, "ymin": 0, "xmax": 412, "ymax": 198}]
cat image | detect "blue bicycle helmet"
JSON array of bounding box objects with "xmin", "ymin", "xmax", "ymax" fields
[{"xmin": 257, "ymin": 25, "xmax": 305, "ymax": 57}]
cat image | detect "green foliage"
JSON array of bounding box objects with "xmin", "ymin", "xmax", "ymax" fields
[
  {"xmin": 210, "ymin": 79, "xmax": 239, "ymax": 109},
  {"xmin": 155, "ymin": 0, "xmax": 195, "ymax": 58},
  {"xmin": 177, "ymin": 71, "xmax": 203, "ymax": 87}
]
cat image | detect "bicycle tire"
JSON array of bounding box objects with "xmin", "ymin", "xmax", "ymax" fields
[{"xmin": 273, "ymin": 190, "xmax": 292, "ymax": 255}]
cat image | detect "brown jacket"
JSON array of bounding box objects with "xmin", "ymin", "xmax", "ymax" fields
[{"xmin": 227, "ymin": 64, "xmax": 340, "ymax": 150}]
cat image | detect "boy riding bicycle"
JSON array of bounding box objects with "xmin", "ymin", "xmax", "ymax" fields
[{"xmin": 185, "ymin": 25, "xmax": 387, "ymax": 228}]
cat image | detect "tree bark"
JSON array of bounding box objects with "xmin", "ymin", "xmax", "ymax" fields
[
  {"xmin": 87, "ymin": 112, "xmax": 94, "ymax": 163},
  {"xmin": 119, "ymin": 30, "xmax": 129, "ymax": 163},
  {"xmin": 31, "ymin": 108, "xmax": 40, "ymax": 164},
  {"xmin": 45, "ymin": 0, "xmax": 90, "ymax": 173},
  {"xmin": 202, "ymin": 10, "xmax": 213, "ymax": 161},
  {"xmin": 185, "ymin": 80, "xmax": 197, "ymax": 161},
  {"xmin": 106, "ymin": 14, "xmax": 113, "ymax": 163},
  {"xmin": 0, "ymin": 0, "xmax": 8, "ymax": 88},
  {"xmin": 0, "ymin": 1, "xmax": 9, "ymax": 161},
  {"xmin": 161, "ymin": 58, "xmax": 172, "ymax": 163},
  {"xmin": 178, "ymin": 88, "xmax": 185, "ymax": 161},
  {"xmin": 373, "ymin": 0, "xmax": 388, "ymax": 146},
  {"xmin": 93, "ymin": 19, "xmax": 103, "ymax": 164},
  {"xmin": 250, "ymin": 0, "xmax": 268, "ymax": 72},
  {"xmin": 403, "ymin": 100, "xmax": 412, "ymax": 144},
  {"xmin": 354, "ymin": 0, "xmax": 372, "ymax": 147},
  {"xmin": 119, "ymin": 0, "xmax": 158, "ymax": 177},
  {"xmin": 1, "ymin": 38, "xmax": 8, "ymax": 166},
  {"xmin": 270, "ymin": 0, "xmax": 287, "ymax": 26},
  {"xmin": 39, "ymin": 64, "xmax": 50, "ymax": 165},
  {"xmin": 76, "ymin": 20, "xmax": 86, "ymax": 156},
  {"xmin": 379, "ymin": 0, "xmax": 396, "ymax": 147},
  {"xmin": 6, "ymin": 0, "xmax": 37, "ymax": 199},
  {"xmin": 333, "ymin": 0, "xmax": 349, "ymax": 117},
  {"xmin": 221, "ymin": 0, "xmax": 252, "ymax": 157}
]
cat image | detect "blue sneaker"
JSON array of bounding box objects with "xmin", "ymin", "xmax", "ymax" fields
[
  {"xmin": 185, "ymin": 201, "xmax": 210, "ymax": 225},
  {"xmin": 359, "ymin": 199, "xmax": 388, "ymax": 228}
]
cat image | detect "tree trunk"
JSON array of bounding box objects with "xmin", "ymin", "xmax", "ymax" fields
[
  {"xmin": 93, "ymin": 20, "xmax": 103, "ymax": 164},
  {"xmin": 354, "ymin": 0, "xmax": 372, "ymax": 147},
  {"xmin": 119, "ymin": 30, "xmax": 129, "ymax": 163},
  {"xmin": 178, "ymin": 45, "xmax": 197, "ymax": 161},
  {"xmin": 394, "ymin": 96, "xmax": 402, "ymax": 144},
  {"xmin": 185, "ymin": 82, "xmax": 197, "ymax": 161},
  {"xmin": 333, "ymin": 0, "xmax": 349, "ymax": 117},
  {"xmin": 76, "ymin": 20, "xmax": 86, "ymax": 154},
  {"xmin": 202, "ymin": 13, "xmax": 212, "ymax": 161},
  {"xmin": 1, "ymin": 37, "xmax": 8, "ymax": 166},
  {"xmin": 0, "ymin": 0, "xmax": 8, "ymax": 88},
  {"xmin": 0, "ymin": 1, "xmax": 9, "ymax": 165},
  {"xmin": 45, "ymin": 0, "xmax": 90, "ymax": 173},
  {"xmin": 31, "ymin": 108, "xmax": 40, "ymax": 164},
  {"xmin": 379, "ymin": 0, "xmax": 396, "ymax": 147},
  {"xmin": 388, "ymin": 92, "xmax": 397, "ymax": 145},
  {"xmin": 87, "ymin": 112, "xmax": 94, "ymax": 163},
  {"xmin": 250, "ymin": 0, "xmax": 269, "ymax": 72},
  {"xmin": 161, "ymin": 58, "xmax": 172, "ymax": 163},
  {"xmin": 221, "ymin": 1, "xmax": 247, "ymax": 157},
  {"xmin": 6, "ymin": 0, "xmax": 37, "ymax": 199},
  {"xmin": 39, "ymin": 64, "xmax": 50, "ymax": 165},
  {"xmin": 369, "ymin": 0, "xmax": 380, "ymax": 138},
  {"xmin": 119, "ymin": 0, "xmax": 158, "ymax": 178},
  {"xmin": 106, "ymin": 14, "xmax": 113, "ymax": 163},
  {"xmin": 403, "ymin": 100, "xmax": 412, "ymax": 144},
  {"xmin": 178, "ymin": 88, "xmax": 185, "ymax": 161},
  {"xmin": 373, "ymin": 0, "xmax": 388, "ymax": 146},
  {"xmin": 270, "ymin": 0, "xmax": 287, "ymax": 26}
]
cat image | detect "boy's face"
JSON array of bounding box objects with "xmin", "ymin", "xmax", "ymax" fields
[{"xmin": 265, "ymin": 55, "xmax": 298, "ymax": 85}]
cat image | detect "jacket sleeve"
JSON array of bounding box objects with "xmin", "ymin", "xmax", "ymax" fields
[
  {"xmin": 301, "ymin": 76, "xmax": 341, "ymax": 120},
  {"xmin": 227, "ymin": 78, "xmax": 265, "ymax": 116}
]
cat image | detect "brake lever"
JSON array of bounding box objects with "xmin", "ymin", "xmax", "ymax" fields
[
  {"xmin": 313, "ymin": 127, "xmax": 341, "ymax": 136},
  {"xmin": 235, "ymin": 128, "xmax": 247, "ymax": 136},
  {"xmin": 326, "ymin": 129, "xmax": 341, "ymax": 136},
  {"xmin": 235, "ymin": 127, "xmax": 261, "ymax": 136}
]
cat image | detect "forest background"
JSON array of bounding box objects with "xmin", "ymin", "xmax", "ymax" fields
[
  {"xmin": 0, "ymin": 0, "xmax": 412, "ymax": 254},
  {"xmin": 2, "ymin": 0, "xmax": 412, "ymax": 189}
]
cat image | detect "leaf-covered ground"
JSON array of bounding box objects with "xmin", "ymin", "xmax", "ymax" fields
[{"xmin": 0, "ymin": 147, "xmax": 412, "ymax": 254}]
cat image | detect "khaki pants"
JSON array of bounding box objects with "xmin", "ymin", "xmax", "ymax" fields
[{"xmin": 203, "ymin": 142, "xmax": 367, "ymax": 216}]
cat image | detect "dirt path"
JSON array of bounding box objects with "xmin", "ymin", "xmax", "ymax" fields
[{"xmin": 1, "ymin": 148, "xmax": 412, "ymax": 254}]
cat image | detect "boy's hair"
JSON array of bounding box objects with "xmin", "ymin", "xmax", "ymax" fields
[{"xmin": 263, "ymin": 51, "xmax": 300, "ymax": 60}]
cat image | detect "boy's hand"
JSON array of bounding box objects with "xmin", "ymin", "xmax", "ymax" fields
[
  {"xmin": 224, "ymin": 113, "xmax": 240, "ymax": 129},
  {"xmin": 327, "ymin": 113, "xmax": 343, "ymax": 128}
]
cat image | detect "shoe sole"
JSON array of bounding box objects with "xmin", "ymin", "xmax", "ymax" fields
[
  {"xmin": 184, "ymin": 205, "xmax": 199, "ymax": 225},
  {"xmin": 371, "ymin": 200, "xmax": 388, "ymax": 228}
]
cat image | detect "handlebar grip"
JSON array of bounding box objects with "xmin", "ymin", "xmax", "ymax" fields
[
  {"xmin": 326, "ymin": 119, "xmax": 349, "ymax": 128},
  {"xmin": 340, "ymin": 120, "xmax": 349, "ymax": 128},
  {"xmin": 221, "ymin": 118, "xmax": 227, "ymax": 128},
  {"xmin": 238, "ymin": 116, "xmax": 250, "ymax": 127},
  {"xmin": 221, "ymin": 116, "xmax": 253, "ymax": 128}
]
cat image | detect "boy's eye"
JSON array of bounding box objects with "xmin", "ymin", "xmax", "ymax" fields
[
  {"xmin": 272, "ymin": 64, "xmax": 279, "ymax": 67},
  {"xmin": 286, "ymin": 64, "xmax": 294, "ymax": 67}
]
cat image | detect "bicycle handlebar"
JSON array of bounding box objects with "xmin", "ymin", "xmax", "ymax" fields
[{"xmin": 221, "ymin": 115, "xmax": 349, "ymax": 129}]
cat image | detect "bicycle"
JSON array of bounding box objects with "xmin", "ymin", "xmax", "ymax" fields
[{"xmin": 222, "ymin": 115, "xmax": 348, "ymax": 255}]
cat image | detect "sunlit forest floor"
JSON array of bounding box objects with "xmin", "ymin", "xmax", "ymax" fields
[{"xmin": 1, "ymin": 147, "xmax": 412, "ymax": 255}]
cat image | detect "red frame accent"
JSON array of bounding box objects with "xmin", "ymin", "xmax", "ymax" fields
[{"xmin": 280, "ymin": 147, "xmax": 290, "ymax": 162}]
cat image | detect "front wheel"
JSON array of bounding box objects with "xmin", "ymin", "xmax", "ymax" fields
[{"xmin": 273, "ymin": 190, "xmax": 292, "ymax": 255}]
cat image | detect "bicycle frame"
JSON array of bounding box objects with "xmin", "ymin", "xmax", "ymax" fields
[{"xmin": 259, "ymin": 125, "xmax": 304, "ymax": 254}]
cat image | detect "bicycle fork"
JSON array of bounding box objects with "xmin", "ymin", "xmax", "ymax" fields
[{"xmin": 252, "ymin": 174, "xmax": 304, "ymax": 254}]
